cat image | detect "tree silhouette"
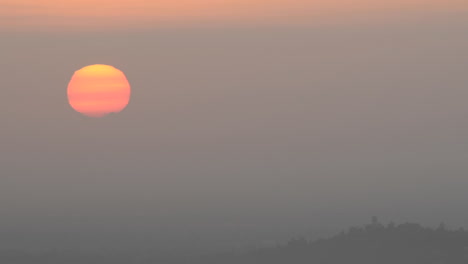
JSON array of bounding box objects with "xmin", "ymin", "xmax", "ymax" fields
[{"xmin": 199, "ymin": 219, "xmax": 468, "ymax": 264}]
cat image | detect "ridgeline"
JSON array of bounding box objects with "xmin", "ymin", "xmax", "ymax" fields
[{"xmin": 200, "ymin": 218, "xmax": 468, "ymax": 264}]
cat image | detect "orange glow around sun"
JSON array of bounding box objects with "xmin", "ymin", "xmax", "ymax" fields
[{"xmin": 67, "ymin": 64, "xmax": 131, "ymax": 118}]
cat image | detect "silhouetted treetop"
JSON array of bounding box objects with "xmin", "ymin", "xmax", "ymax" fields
[{"xmin": 204, "ymin": 219, "xmax": 468, "ymax": 264}]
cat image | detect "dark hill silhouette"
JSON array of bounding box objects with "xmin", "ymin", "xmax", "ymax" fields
[
  {"xmin": 199, "ymin": 218, "xmax": 468, "ymax": 264},
  {"xmin": 3, "ymin": 218, "xmax": 468, "ymax": 263}
]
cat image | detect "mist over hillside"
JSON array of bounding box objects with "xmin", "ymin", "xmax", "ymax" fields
[{"xmin": 2, "ymin": 218, "xmax": 468, "ymax": 264}]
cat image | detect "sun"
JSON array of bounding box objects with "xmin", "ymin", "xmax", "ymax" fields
[{"xmin": 67, "ymin": 64, "xmax": 131, "ymax": 118}]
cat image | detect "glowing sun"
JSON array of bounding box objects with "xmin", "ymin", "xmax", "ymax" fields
[{"xmin": 67, "ymin": 64, "xmax": 131, "ymax": 118}]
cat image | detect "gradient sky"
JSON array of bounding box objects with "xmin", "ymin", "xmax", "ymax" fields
[
  {"xmin": 1, "ymin": 0, "xmax": 468, "ymax": 254},
  {"xmin": 1, "ymin": 0, "xmax": 468, "ymax": 30}
]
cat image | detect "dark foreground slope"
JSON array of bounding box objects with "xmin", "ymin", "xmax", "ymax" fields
[
  {"xmin": 2, "ymin": 220, "xmax": 468, "ymax": 263},
  {"xmin": 200, "ymin": 220, "xmax": 468, "ymax": 264}
]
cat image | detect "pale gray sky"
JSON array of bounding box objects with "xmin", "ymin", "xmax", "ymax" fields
[{"xmin": 1, "ymin": 10, "xmax": 468, "ymax": 252}]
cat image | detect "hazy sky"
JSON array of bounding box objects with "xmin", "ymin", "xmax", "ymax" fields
[
  {"xmin": 2, "ymin": 0, "xmax": 468, "ymax": 30},
  {"xmin": 1, "ymin": 0, "xmax": 468, "ymax": 252}
]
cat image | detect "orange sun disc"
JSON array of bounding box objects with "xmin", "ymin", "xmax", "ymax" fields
[{"xmin": 67, "ymin": 64, "xmax": 131, "ymax": 118}]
